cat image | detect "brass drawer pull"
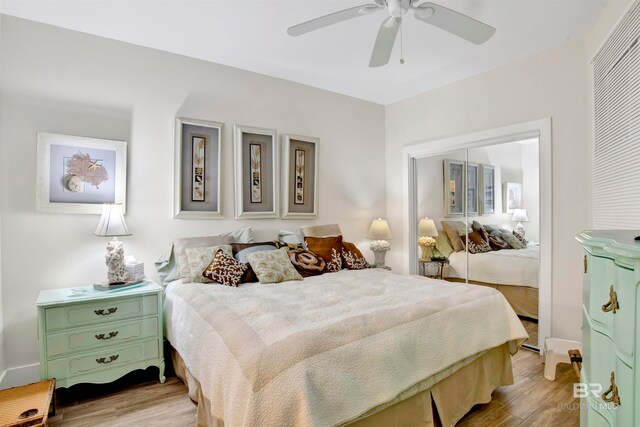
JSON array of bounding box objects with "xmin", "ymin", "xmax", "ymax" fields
[
  {"xmin": 95, "ymin": 331, "xmax": 119, "ymax": 341},
  {"xmin": 96, "ymin": 354, "xmax": 119, "ymax": 364},
  {"xmin": 94, "ymin": 307, "xmax": 118, "ymax": 316},
  {"xmin": 602, "ymin": 371, "xmax": 621, "ymax": 406},
  {"xmin": 602, "ymin": 286, "xmax": 619, "ymax": 314},
  {"xmin": 584, "ymin": 255, "xmax": 587, "ymax": 273}
]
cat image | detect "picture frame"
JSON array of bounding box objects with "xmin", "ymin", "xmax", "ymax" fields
[
  {"xmin": 173, "ymin": 117, "xmax": 223, "ymax": 219},
  {"xmin": 282, "ymin": 134, "xmax": 319, "ymax": 219},
  {"xmin": 443, "ymin": 159, "xmax": 464, "ymax": 217},
  {"xmin": 479, "ymin": 164, "xmax": 495, "ymax": 215},
  {"xmin": 466, "ymin": 162, "xmax": 478, "ymax": 216},
  {"xmin": 504, "ymin": 182, "xmax": 522, "ymax": 214},
  {"xmin": 233, "ymin": 125, "xmax": 278, "ymax": 219},
  {"xmin": 36, "ymin": 133, "xmax": 127, "ymax": 214}
]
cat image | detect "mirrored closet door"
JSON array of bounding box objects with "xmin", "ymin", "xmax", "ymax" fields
[{"xmin": 415, "ymin": 139, "xmax": 541, "ymax": 351}]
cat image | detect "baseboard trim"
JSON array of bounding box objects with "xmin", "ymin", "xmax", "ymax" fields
[{"xmin": 0, "ymin": 363, "xmax": 40, "ymax": 389}]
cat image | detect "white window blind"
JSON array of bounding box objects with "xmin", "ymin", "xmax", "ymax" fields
[{"xmin": 593, "ymin": 0, "xmax": 640, "ymax": 228}]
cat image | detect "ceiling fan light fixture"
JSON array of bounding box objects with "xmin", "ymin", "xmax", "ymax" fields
[
  {"xmin": 415, "ymin": 6, "xmax": 434, "ymax": 19},
  {"xmin": 384, "ymin": 16, "xmax": 398, "ymax": 29}
]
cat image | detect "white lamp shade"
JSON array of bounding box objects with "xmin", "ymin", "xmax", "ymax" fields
[
  {"xmin": 512, "ymin": 209, "xmax": 529, "ymax": 222},
  {"xmin": 367, "ymin": 218, "xmax": 392, "ymax": 240},
  {"xmin": 418, "ymin": 218, "xmax": 438, "ymax": 237},
  {"xmin": 94, "ymin": 203, "xmax": 132, "ymax": 237}
]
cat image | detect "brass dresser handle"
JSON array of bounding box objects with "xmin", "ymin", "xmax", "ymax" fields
[
  {"xmin": 96, "ymin": 354, "xmax": 119, "ymax": 364},
  {"xmin": 602, "ymin": 371, "xmax": 621, "ymax": 406},
  {"xmin": 602, "ymin": 286, "xmax": 619, "ymax": 314},
  {"xmin": 95, "ymin": 331, "xmax": 119, "ymax": 340},
  {"xmin": 584, "ymin": 255, "xmax": 587, "ymax": 273},
  {"xmin": 94, "ymin": 307, "xmax": 118, "ymax": 316}
]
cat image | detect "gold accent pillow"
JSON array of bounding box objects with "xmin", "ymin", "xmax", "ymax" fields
[
  {"xmin": 304, "ymin": 236, "xmax": 344, "ymax": 272},
  {"xmin": 441, "ymin": 221, "xmax": 466, "ymax": 252},
  {"xmin": 245, "ymin": 248, "xmax": 303, "ymax": 284}
]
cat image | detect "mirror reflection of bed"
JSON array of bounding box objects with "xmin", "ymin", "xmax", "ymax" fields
[{"xmin": 416, "ymin": 138, "xmax": 540, "ymax": 350}]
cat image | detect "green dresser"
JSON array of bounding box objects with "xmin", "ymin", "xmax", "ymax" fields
[
  {"xmin": 37, "ymin": 280, "xmax": 165, "ymax": 388},
  {"xmin": 576, "ymin": 231, "xmax": 640, "ymax": 426}
]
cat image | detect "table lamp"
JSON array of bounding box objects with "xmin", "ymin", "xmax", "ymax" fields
[
  {"xmin": 512, "ymin": 209, "xmax": 529, "ymax": 236},
  {"xmin": 94, "ymin": 203, "xmax": 132, "ymax": 284},
  {"xmin": 418, "ymin": 217, "xmax": 438, "ymax": 261},
  {"xmin": 367, "ymin": 218, "xmax": 392, "ymax": 269}
]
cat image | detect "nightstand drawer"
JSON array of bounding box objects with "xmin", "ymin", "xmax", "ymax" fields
[
  {"xmin": 46, "ymin": 317, "xmax": 160, "ymax": 358},
  {"xmin": 45, "ymin": 294, "xmax": 158, "ymax": 332},
  {"xmin": 47, "ymin": 339, "xmax": 160, "ymax": 379}
]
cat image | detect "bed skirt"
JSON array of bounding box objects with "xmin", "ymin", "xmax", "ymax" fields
[
  {"xmin": 446, "ymin": 278, "xmax": 538, "ymax": 319},
  {"xmin": 171, "ymin": 343, "xmax": 513, "ymax": 427}
]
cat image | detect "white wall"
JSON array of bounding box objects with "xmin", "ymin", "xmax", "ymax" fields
[
  {"xmin": 0, "ymin": 2, "xmax": 6, "ymax": 384},
  {"xmin": 0, "ymin": 15, "xmax": 386, "ymax": 371},
  {"xmin": 386, "ymin": 40, "xmax": 590, "ymax": 342},
  {"xmin": 521, "ymin": 142, "xmax": 540, "ymax": 242}
]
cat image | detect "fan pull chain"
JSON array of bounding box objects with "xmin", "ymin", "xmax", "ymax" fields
[{"xmin": 400, "ymin": 20, "xmax": 405, "ymax": 64}]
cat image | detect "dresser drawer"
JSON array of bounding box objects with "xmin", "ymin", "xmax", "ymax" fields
[
  {"xmin": 45, "ymin": 294, "xmax": 158, "ymax": 332},
  {"xmin": 47, "ymin": 339, "xmax": 160, "ymax": 379},
  {"xmin": 586, "ymin": 254, "xmax": 616, "ymax": 332},
  {"xmin": 46, "ymin": 317, "xmax": 160, "ymax": 358}
]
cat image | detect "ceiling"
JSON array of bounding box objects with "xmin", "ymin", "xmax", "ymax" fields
[{"xmin": 1, "ymin": 0, "xmax": 607, "ymax": 105}]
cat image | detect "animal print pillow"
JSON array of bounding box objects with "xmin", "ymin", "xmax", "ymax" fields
[
  {"xmin": 202, "ymin": 249, "xmax": 247, "ymax": 287},
  {"xmin": 341, "ymin": 242, "xmax": 370, "ymax": 270},
  {"xmin": 460, "ymin": 231, "xmax": 492, "ymax": 254},
  {"xmin": 185, "ymin": 245, "xmax": 233, "ymax": 283},
  {"xmin": 513, "ymin": 230, "xmax": 528, "ymax": 246}
]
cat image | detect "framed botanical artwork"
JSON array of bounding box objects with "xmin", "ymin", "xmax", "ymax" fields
[
  {"xmin": 173, "ymin": 118, "xmax": 223, "ymax": 219},
  {"xmin": 233, "ymin": 125, "xmax": 278, "ymax": 219},
  {"xmin": 282, "ymin": 134, "xmax": 319, "ymax": 219},
  {"xmin": 36, "ymin": 133, "xmax": 127, "ymax": 214},
  {"xmin": 466, "ymin": 162, "xmax": 478, "ymax": 216},
  {"xmin": 443, "ymin": 159, "xmax": 464, "ymax": 217},
  {"xmin": 504, "ymin": 182, "xmax": 522, "ymax": 214},
  {"xmin": 479, "ymin": 164, "xmax": 495, "ymax": 215}
]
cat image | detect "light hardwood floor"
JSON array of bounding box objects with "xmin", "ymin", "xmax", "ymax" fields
[{"xmin": 49, "ymin": 349, "xmax": 578, "ymax": 426}]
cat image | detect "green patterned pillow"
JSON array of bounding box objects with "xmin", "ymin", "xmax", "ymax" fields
[
  {"xmin": 499, "ymin": 232, "xmax": 526, "ymax": 249},
  {"xmin": 246, "ymin": 248, "xmax": 303, "ymax": 284},
  {"xmin": 185, "ymin": 245, "xmax": 233, "ymax": 283}
]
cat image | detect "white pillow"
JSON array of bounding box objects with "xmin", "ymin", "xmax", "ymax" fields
[{"xmin": 223, "ymin": 226, "xmax": 254, "ymax": 243}]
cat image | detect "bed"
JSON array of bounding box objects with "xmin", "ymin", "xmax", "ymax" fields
[
  {"xmin": 445, "ymin": 244, "xmax": 539, "ymax": 319},
  {"xmin": 164, "ymin": 268, "xmax": 527, "ymax": 426}
]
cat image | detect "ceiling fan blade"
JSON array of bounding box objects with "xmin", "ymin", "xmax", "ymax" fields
[
  {"xmin": 369, "ymin": 17, "xmax": 401, "ymax": 68},
  {"xmin": 414, "ymin": 2, "xmax": 495, "ymax": 45},
  {"xmin": 287, "ymin": 4, "xmax": 382, "ymax": 37}
]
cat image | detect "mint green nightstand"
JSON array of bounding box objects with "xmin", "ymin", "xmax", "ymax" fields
[{"xmin": 37, "ymin": 280, "xmax": 165, "ymax": 389}]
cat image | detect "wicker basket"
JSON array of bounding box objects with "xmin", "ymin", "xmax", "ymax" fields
[{"xmin": 0, "ymin": 379, "xmax": 55, "ymax": 427}]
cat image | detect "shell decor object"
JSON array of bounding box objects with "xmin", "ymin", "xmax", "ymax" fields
[
  {"xmin": 65, "ymin": 175, "xmax": 83, "ymax": 192},
  {"xmin": 105, "ymin": 239, "xmax": 127, "ymax": 283}
]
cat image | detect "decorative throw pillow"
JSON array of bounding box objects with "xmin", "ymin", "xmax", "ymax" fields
[
  {"xmin": 246, "ymin": 248, "xmax": 303, "ymax": 284},
  {"xmin": 434, "ymin": 233, "xmax": 454, "ymax": 258},
  {"xmin": 289, "ymin": 249, "xmax": 326, "ymax": 277},
  {"xmin": 460, "ymin": 231, "xmax": 492, "ymax": 254},
  {"xmin": 304, "ymin": 236, "xmax": 344, "ymax": 272},
  {"xmin": 278, "ymin": 230, "xmax": 305, "ymax": 246},
  {"xmin": 274, "ymin": 241, "xmax": 305, "ymax": 251},
  {"xmin": 185, "ymin": 245, "xmax": 233, "ymax": 283},
  {"xmin": 174, "ymin": 235, "xmax": 235, "ymax": 281},
  {"xmin": 500, "ymin": 232, "xmax": 526, "ymax": 249},
  {"xmin": 231, "ymin": 242, "xmax": 278, "ymax": 283},
  {"xmin": 441, "ymin": 221, "xmax": 466, "ymax": 252},
  {"xmin": 471, "ymin": 221, "xmax": 489, "ymax": 242},
  {"xmin": 202, "ymin": 249, "xmax": 247, "ymax": 287},
  {"xmin": 488, "ymin": 235, "xmax": 510, "ymax": 251},
  {"xmin": 513, "ymin": 230, "xmax": 528, "ymax": 246},
  {"xmin": 300, "ymin": 224, "xmax": 342, "ymax": 238},
  {"xmin": 341, "ymin": 242, "xmax": 370, "ymax": 270}
]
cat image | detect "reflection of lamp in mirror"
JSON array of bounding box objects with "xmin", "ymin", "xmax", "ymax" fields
[
  {"xmin": 512, "ymin": 209, "xmax": 529, "ymax": 236},
  {"xmin": 367, "ymin": 218, "xmax": 392, "ymax": 269},
  {"xmin": 94, "ymin": 203, "xmax": 132, "ymax": 284},
  {"xmin": 418, "ymin": 217, "xmax": 438, "ymax": 261}
]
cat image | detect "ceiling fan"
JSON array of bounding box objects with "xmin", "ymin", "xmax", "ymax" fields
[{"xmin": 287, "ymin": 0, "xmax": 495, "ymax": 67}]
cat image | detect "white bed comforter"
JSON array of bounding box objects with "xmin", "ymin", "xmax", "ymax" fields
[
  {"xmin": 165, "ymin": 268, "xmax": 527, "ymax": 427},
  {"xmin": 447, "ymin": 244, "xmax": 540, "ymax": 288}
]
